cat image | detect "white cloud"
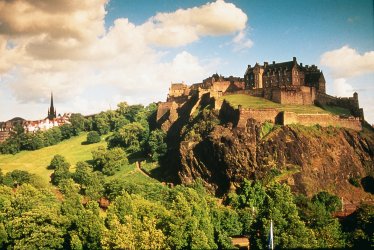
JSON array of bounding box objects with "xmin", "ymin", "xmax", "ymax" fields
[
  {"xmin": 143, "ymin": 0, "xmax": 248, "ymax": 47},
  {"xmin": 0, "ymin": 0, "xmax": 249, "ymax": 120},
  {"xmin": 332, "ymin": 78, "xmax": 354, "ymax": 97},
  {"xmin": 232, "ymin": 30, "xmax": 253, "ymax": 51},
  {"xmin": 320, "ymin": 45, "xmax": 374, "ymax": 78}
]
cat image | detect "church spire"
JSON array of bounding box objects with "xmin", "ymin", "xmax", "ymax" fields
[{"xmin": 47, "ymin": 92, "xmax": 56, "ymax": 119}]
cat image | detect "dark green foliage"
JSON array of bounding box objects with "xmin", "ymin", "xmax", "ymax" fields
[
  {"xmin": 69, "ymin": 113, "xmax": 86, "ymax": 134},
  {"xmin": 0, "ymin": 136, "xmax": 21, "ymax": 154},
  {"xmin": 2, "ymin": 170, "xmax": 33, "ymax": 187},
  {"xmin": 349, "ymin": 177, "xmax": 361, "ymax": 187},
  {"xmin": 147, "ymin": 129, "xmax": 167, "ymax": 161},
  {"xmin": 50, "ymin": 156, "xmax": 71, "ymax": 185},
  {"xmin": 92, "ymin": 146, "xmax": 128, "ymax": 176},
  {"xmin": 73, "ymin": 161, "xmax": 104, "ymax": 200},
  {"xmin": 108, "ymin": 122, "xmax": 147, "ymax": 154},
  {"xmin": 295, "ymin": 193, "xmax": 345, "ymax": 248},
  {"xmin": 342, "ymin": 203, "xmax": 374, "ymax": 248},
  {"xmin": 86, "ymin": 131, "xmax": 101, "ymax": 144},
  {"xmin": 93, "ymin": 112, "xmax": 111, "ymax": 135},
  {"xmin": 60, "ymin": 124, "xmax": 75, "ymax": 140},
  {"xmin": 48, "ymin": 154, "xmax": 70, "ymax": 170},
  {"xmin": 312, "ymin": 191, "xmax": 342, "ymax": 213}
]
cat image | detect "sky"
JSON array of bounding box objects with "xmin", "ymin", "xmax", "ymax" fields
[{"xmin": 0, "ymin": 0, "xmax": 373, "ymax": 123}]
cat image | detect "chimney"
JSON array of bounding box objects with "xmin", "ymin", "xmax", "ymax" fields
[
  {"xmin": 248, "ymin": 64, "xmax": 251, "ymax": 68},
  {"xmin": 293, "ymin": 57, "xmax": 296, "ymax": 62},
  {"xmin": 272, "ymin": 61, "xmax": 275, "ymax": 65},
  {"xmin": 264, "ymin": 62, "xmax": 268, "ymax": 67},
  {"xmin": 300, "ymin": 63, "xmax": 303, "ymax": 67}
]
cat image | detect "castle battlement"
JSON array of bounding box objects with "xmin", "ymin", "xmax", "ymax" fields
[{"xmin": 156, "ymin": 57, "xmax": 364, "ymax": 131}]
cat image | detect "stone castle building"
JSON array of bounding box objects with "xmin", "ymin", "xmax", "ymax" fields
[
  {"xmin": 244, "ymin": 57, "xmax": 325, "ymax": 105},
  {"xmin": 157, "ymin": 57, "xmax": 364, "ymax": 131}
]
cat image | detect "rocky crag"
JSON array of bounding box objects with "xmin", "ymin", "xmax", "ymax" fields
[{"xmin": 159, "ymin": 97, "xmax": 374, "ymax": 205}]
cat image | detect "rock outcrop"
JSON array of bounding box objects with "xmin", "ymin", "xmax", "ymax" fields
[{"xmin": 176, "ymin": 118, "xmax": 374, "ymax": 203}]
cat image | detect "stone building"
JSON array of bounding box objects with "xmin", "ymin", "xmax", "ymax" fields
[
  {"xmin": 244, "ymin": 57, "xmax": 326, "ymax": 105},
  {"xmin": 47, "ymin": 92, "xmax": 57, "ymax": 120}
]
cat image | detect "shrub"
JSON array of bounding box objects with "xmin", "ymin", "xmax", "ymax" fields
[{"xmin": 86, "ymin": 131, "xmax": 101, "ymax": 144}]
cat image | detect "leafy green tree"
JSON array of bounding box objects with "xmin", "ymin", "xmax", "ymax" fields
[
  {"xmin": 312, "ymin": 191, "xmax": 342, "ymax": 213},
  {"xmin": 92, "ymin": 146, "xmax": 128, "ymax": 176},
  {"xmin": 147, "ymin": 129, "xmax": 167, "ymax": 161},
  {"xmin": 93, "ymin": 112, "xmax": 111, "ymax": 135},
  {"xmin": 296, "ymin": 194, "xmax": 345, "ymax": 248},
  {"xmin": 60, "ymin": 124, "xmax": 75, "ymax": 139},
  {"xmin": 343, "ymin": 203, "xmax": 374, "ymax": 248},
  {"xmin": 70, "ymin": 113, "xmax": 86, "ymax": 134},
  {"xmin": 252, "ymin": 183, "xmax": 317, "ymax": 249},
  {"xmin": 73, "ymin": 161, "xmax": 104, "ymax": 200},
  {"xmin": 0, "ymin": 136, "xmax": 21, "ymax": 154},
  {"xmin": 50, "ymin": 156, "xmax": 71, "ymax": 185},
  {"xmin": 43, "ymin": 127, "xmax": 62, "ymax": 146},
  {"xmin": 48, "ymin": 154, "xmax": 70, "ymax": 170},
  {"xmin": 86, "ymin": 131, "xmax": 101, "ymax": 144},
  {"xmin": 3, "ymin": 170, "xmax": 34, "ymax": 187},
  {"xmin": 108, "ymin": 122, "xmax": 146, "ymax": 154}
]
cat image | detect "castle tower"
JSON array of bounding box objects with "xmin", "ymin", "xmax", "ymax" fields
[{"xmin": 47, "ymin": 92, "xmax": 56, "ymax": 120}]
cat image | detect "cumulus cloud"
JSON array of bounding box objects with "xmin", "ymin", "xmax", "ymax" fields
[
  {"xmin": 332, "ymin": 78, "xmax": 354, "ymax": 97},
  {"xmin": 320, "ymin": 46, "xmax": 374, "ymax": 78},
  {"xmin": 143, "ymin": 0, "xmax": 247, "ymax": 47},
  {"xmin": 0, "ymin": 0, "xmax": 250, "ymax": 120}
]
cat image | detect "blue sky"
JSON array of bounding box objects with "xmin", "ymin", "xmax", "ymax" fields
[{"xmin": 0, "ymin": 0, "xmax": 373, "ymax": 123}]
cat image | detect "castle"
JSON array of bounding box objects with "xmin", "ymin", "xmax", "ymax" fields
[
  {"xmin": 157, "ymin": 57, "xmax": 364, "ymax": 131},
  {"xmin": 0, "ymin": 93, "xmax": 70, "ymax": 143}
]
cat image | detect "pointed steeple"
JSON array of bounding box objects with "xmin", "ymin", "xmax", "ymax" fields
[{"xmin": 47, "ymin": 92, "xmax": 56, "ymax": 119}]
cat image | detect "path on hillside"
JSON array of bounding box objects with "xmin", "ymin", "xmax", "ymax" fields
[{"xmin": 135, "ymin": 161, "xmax": 153, "ymax": 178}]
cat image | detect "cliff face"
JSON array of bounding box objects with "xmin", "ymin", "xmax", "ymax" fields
[{"xmin": 176, "ymin": 118, "xmax": 374, "ymax": 202}]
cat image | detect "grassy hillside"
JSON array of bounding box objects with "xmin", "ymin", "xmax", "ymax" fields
[
  {"xmin": 221, "ymin": 94, "xmax": 350, "ymax": 115},
  {"xmin": 0, "ymin": 133, "xmax": 107, "ymax": 184},
  {"xmin": 0, "ymin": 132, "xmax": 160, "ymax": 185}
]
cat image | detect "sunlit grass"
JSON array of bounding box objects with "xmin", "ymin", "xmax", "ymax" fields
[
  {"xmin": 221, "ymin": 94, "xmax": 339, "ymax": 114},
  {"xmin": 0, "ymin": 132, "xmax": 107, "ymax": 184}
]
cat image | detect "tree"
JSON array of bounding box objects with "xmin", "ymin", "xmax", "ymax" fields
[
  {"xmin": 93, "ymin": 112, "xmax": 111, "ymax": 135},
  {"xmin": 312, "ymin": 191, "xmax": 342, "ymax": 213},
  {"xmin": 48, "ymin": 154, "xmax": 70, "ymax": 170},
  {"xmin": 249, "ymin": 183, "xmax": 317, "ymax": 249},
  {"xmin": 86, "ymin": 131, "xmax": 101, "ymax": 144},
  {"xmin": 50, "ymin": 156, "xmax": 71, "ymax": 185},
  {"xmin": 73, "ymin": 162, "xmax": 104, "ymax": 200},
  {"xmin": 60, "ymin": 124, "xmax": 75, "ymax": 140},
  {"xmin": 108, "ymin": 122, "xmax": 146, "ymax": 154},
  {"xmin": 3, "ymin": 170, "xmax": 34, "ymax": 187},
  {"xmin": 70, "ymin": 113, "xmax": 86, "ymax": 134},
  {"xmin": 92, "ymin": 146, "xmax": 128, "ymax": 176},
  {"xmin": 147, "ymin": 129, "xmax": 167, "ymax": 161}
]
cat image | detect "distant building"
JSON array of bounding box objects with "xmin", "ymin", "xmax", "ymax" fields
[
  {"xmin": 0, "ymin": 93, "xmax": 70, "ymax": 143},
  {"xmin": 47, "ymin": 92, "xmax": 57, "ymax": 120}
]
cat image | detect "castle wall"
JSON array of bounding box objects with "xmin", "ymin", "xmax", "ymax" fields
[
  {"xmin": 237, "ymin": 108, "xmax": 279, "ymax": 128},
  {"xmin": 283, "ymin": 112, "xmax": 362, "ymax": 131},
  {"xmin": 316, "ymin": 92, "xmax": 363, "ymax": 119},
  {"xmin": 156, "ymin": 102, "xmax": 178, "ymax": 125}
]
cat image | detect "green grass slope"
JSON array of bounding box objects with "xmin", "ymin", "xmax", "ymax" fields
[
  {"xmin": 221, "ymin": 94, "xmax": 351, "ymax": 115},
  {"xmin": 0, "ymin": 133, "xmax": 107, "ymax": 184}
]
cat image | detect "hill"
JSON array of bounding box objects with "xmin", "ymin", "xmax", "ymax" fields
[{"xmin": 0, "ymin": 133, "xmax": 107, "ymax": 184}]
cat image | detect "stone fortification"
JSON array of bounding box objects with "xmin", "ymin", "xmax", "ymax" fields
[
  {"xmin": 283, "ymin": 112, "xmax": 362, "ymax": 131},
  {"xmin": 157, "ymin": 57, "xmax": 365, "ymax": 131}
]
